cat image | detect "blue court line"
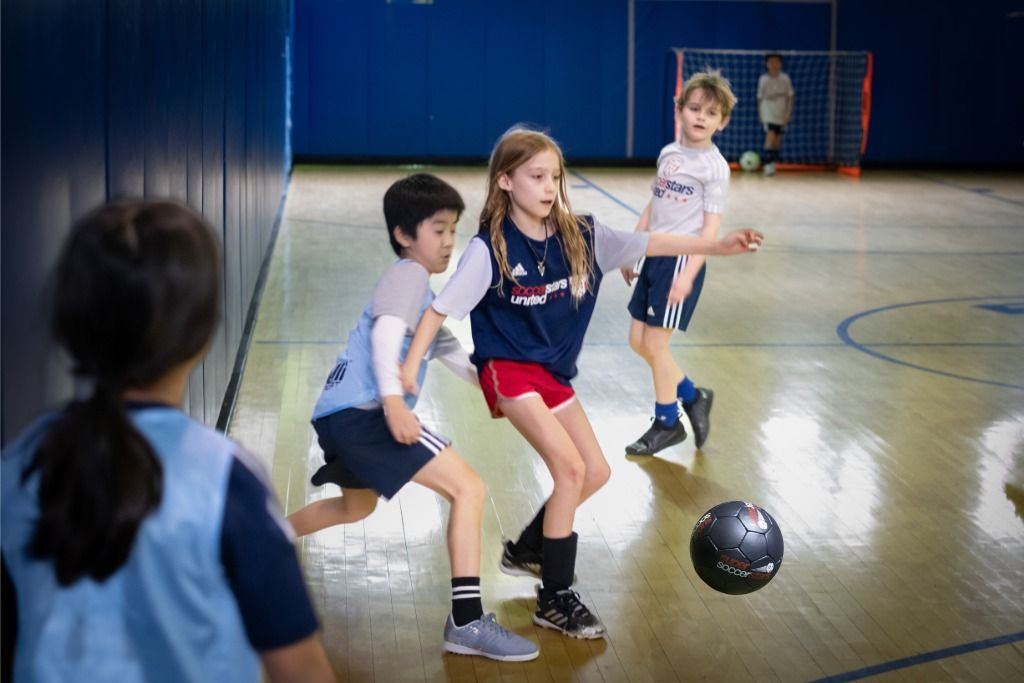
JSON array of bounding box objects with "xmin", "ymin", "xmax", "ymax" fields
[
  {"xmin": 570, "ymin": 170, "xmax": 643, "ymax": 216},
  {"xmin": 837, "ymin": 296, "xmax": 1024, "ymax": 391},
  {"xmin": 808, "ymin": 630, "xmax": 1024, "ymax": 682},
  {"xmin": 916, "ymin": 174, "xmax": 1024, "ymax": 209}
]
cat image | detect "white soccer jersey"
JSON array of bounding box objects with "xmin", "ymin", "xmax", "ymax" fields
[
  {"xmin": 646, "ymin": 142, "xmax": 730, "ymax": 237},
  {"xmin": 758, "ymin": 72, "xmax": 794, "ymax": 125}
]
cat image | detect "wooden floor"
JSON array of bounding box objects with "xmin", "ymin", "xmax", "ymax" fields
[{"xmin": 228, "ymin": 165, "xmax": 1024, "ymax": 682}]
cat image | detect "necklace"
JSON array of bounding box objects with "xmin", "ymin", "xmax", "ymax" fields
[{"xmin": 522, "ymin": 226, "xmax": 550, "ymax": 277}]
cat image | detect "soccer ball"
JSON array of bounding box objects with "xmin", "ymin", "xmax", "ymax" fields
[
  {"xmin": 690, "ymin": 501, "xmax": 783, "ymax": 595},
  {"xmin": 739, "ymin": 150, "xmax": 761, "ymax": 172}
]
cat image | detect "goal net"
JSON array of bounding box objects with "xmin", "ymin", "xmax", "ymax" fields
[{"xmin": 668, "ymin": 48, "xmax": 873, "ymax": 171}]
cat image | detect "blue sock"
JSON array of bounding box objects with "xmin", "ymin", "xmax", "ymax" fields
[
  {"xmin": 677, "ymin": 377, "xmax": 697, "ymax": 405},
  {"xmin": 655, "ymin": 401, "xmax": 678, "ymax": 426}
]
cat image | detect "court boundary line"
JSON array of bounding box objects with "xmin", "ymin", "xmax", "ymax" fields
[
  {"xmin": 916, "ymin": 174, "xmax": 1024, "ymax": 208},
  {"xmin": 836, "ymin": 296, "xmax": 1024, "ymax": 391},
  {"xmin": 570, "ymin": 170, "xmax": 642, "ymax": 216},
  {"xmin": 808, "ymin": 630, "xmax": 1024, "ymax": 682}
]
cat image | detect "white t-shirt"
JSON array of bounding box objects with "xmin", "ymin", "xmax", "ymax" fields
[
  {"xmin": 758, "ymin": 72, "xmax": 794, "ymax": 125},
  {"xmin": 647, "ymin": 142, "xmax": 730, "ymax": 237}
]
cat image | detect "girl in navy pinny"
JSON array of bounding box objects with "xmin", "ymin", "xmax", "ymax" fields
[
  {"xmin": 1, "ymin": 201, "xmax": 333, "ymax": 682},
  {"xmin": 401, "ymin": 128, "xmax": 762, "ymax": 639}
]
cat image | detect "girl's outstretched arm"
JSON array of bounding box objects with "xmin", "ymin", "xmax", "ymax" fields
[
  {"xmin": 647, "ymin": 228, "xmax": 762, "ymax": 257},
  {"xmin": 401, "ymin": 306, "xmax": 448, "ymax": 395},
  {"xmin": 621, "ymin": 200, "xmax": 652, "ymax": 286}
]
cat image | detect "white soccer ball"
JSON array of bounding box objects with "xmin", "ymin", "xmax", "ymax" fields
[{"xmin": 739, "ymin": 150, "xmax": 761, "ymax": 172}]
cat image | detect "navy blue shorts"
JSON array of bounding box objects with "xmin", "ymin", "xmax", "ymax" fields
[
  {"xmin": 627, "ymin": 256, "xmax": 706, "ymax": 331},
  {"xmin": 311, "ymin": 407, "xmax": 450, "ymax": 499}
]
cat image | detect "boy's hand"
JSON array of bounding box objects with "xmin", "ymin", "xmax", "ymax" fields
[
  {"xmin": 400, "ymin": 360, "xmax": 421, "ymax": 395},
  {"xmin": 620, "ymin": 266, "xmax": 637, "ymax": 286},
  {"xmin": 382, "ymin": 396, "xmax": 420, "ymax": 445},
  {"xmin": 718, "ymin": 229, "xmax": 764, "ymax": 255},
  {"xmin": 668, "ymin": 275, "xmax": 692, "ymax": 305}
]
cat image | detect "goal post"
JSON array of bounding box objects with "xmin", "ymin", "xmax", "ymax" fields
[{"xmin": 669, "ymin": 48, "xmax": 873, "ymax": 174}]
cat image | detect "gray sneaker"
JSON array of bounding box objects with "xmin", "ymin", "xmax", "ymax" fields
[{"xmin": 443, "ymin": 613, "xmax": 539, "ymax": 662}]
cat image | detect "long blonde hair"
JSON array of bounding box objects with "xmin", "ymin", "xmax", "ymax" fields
[{"xmin": 479, "ymin": 127, "xmax": 593, "ymax": 301}]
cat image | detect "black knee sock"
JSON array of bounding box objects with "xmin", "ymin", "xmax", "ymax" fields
[
  {"xmin": 540, "ymin": 532, "xmax": 578, "ymax": 600},
  {"xmin": 515, "ymin": 505, "xmax": 546, "ymax": 553},
  {"xmin": 451, "ymin": 577, "xmax": 483, "ymax": 627}
]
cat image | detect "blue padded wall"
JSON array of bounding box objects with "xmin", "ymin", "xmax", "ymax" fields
[
  {"xmin": 1, "ymin": 0, "xmax": 291, "ymax": 440},
  {"xmin": 292, "ymin": 0, "xmax": 629, "ymax": 160},
  {"xmin": 293, "ymin": 0, "xmax": 1022, "ymax": 166},
  {"xmin": 838, "ymin": 0, "xmax": 1024, "ymax": 165}
]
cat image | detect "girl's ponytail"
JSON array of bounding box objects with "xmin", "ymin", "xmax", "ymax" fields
[{"xmin": 26, "ymin": 384, "xmax": 162, "ymax": 585}]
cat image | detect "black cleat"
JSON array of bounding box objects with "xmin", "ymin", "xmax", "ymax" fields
[
  {"xmin": 533, "ymin": 586, "xmax": 606, "ymax": 639},
  {"xmin": 682, "ymin": 388, "xmax": 714, "ymax": 449},
  {"xmin": 500, "ymin": 540, "xmax": 576, "ymax": 584},
  {"xmin": 625, "ymin": 419, "xmax": 687, "ymax": 456},
  {"xmin": 499, "ymin": 539, "xmax": 543, "ymax": 580}
]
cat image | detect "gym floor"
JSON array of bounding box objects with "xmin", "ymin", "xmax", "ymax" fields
[{"xmin": 229, "ymin": 165, "xmax": 1024, "ymax": 682}]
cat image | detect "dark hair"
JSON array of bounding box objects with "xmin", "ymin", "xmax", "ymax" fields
[
  {"xmin": 765, "ymin": 52, "xmax": 783, "ymax": 65},
  {"xmin": 25, "ymin": 200, "xmax": 221, "ymax": 586},
  {"xmin": 382, "ymin": 173, "xmax": 465, "ymax": 256}
]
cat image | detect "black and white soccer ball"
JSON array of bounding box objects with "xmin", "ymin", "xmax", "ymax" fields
[{"xmin": 690, "ymin": 500, "xmax": 783, "ymax": 595}]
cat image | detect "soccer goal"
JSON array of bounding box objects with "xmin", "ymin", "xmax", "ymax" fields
[{"xmin": 668, "ymin": 48, "xmax": 873, "ymax": 174}]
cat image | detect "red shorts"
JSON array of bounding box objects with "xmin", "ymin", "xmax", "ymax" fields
[{"xmin": 478, "ymin": 359, "xmax": 576, "ymax": 418}]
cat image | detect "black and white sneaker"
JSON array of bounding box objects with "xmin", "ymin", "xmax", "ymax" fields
[
  {"xmin": 500, "ymin": 540, "xmax": 576, "ymax": 584},
  {"xmin": 625, "ymin": 418, "xmax": 687, "ymax": 456},
  {"xmin": 682, "ymin": 388, "xmax": 714, "ymax": 449},
  {"xmin": 499, "ymin": 539, "xmax": 543, "ymax": 580},
  {"xmin": 533, "ymin": 586, "xmax": 606, "ymax": 639}
]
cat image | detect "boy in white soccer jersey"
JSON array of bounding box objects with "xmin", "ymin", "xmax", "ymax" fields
[
  {"xmin": 622, "ymin": 70, "xmax": 736, "ymax": 456},
  {"xmin": 758, "ymin": 53, "xmax": 794, "ymax": 176}
]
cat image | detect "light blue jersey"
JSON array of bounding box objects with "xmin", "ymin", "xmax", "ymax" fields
[
  {"xmin": 313, "ymin": 259, "xmax": 438, "ymax": 419},
  {"xmin": 2, "ymin": 407, "xmax": 261, "ymax": 683}
]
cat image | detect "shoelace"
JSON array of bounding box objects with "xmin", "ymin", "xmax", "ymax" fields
[
  {"xmin": 554, "ymin": 590, "xmax": 594, "ymax": 622},
  {"xmin": 478, "ymin": 613, "xmax": 516, "ymax": 640}
]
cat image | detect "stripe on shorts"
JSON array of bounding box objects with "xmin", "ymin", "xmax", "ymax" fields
[
  {"xmin": 418, "ymin": 425, "xmax": 449, "ymax": 454},
  {"xmin": 662, "ymin": 254, "xmax": 688, "ymax": 328}
]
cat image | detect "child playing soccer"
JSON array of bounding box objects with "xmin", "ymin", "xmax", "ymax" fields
[
  {"xmin": 1, "ymin": 200, "xmax": 333, "ymax": 682},
  {"xmin": 622, "ymin": 69, "xmax": 737, "ymax": 457},
  {"xmin": 286, "ymin": 173, "xmax": 538, "ymax": 662},
  {"xmin": 758, "ymin": 53, "xmax": 794, "ymax": 176},
  {"xmin": 401, "ymin": 128, "xmax": 762, "ymax": 639}
]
